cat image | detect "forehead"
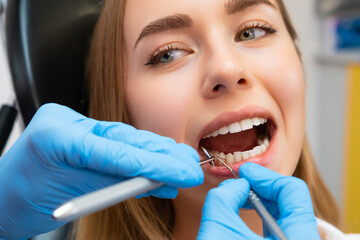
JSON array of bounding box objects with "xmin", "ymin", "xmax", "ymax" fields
[
  {"xmin": 123, "ymin": 0, "xmax": 280, "ymax": 45},
  {"xmin": 125, "ymin": 0, "xmax": 278, "ymax": 16}
]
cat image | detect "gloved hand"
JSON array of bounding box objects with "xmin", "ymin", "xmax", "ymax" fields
[
  {"xmin": 0, "ymin": 103, "xmax": 203, "ymax": 239},
  {"xmin": 197, "ymin": 163, "xmax": 320, "ymax": 240}
]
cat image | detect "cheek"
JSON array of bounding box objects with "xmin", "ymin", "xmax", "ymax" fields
[
  {"xmin": 124, "ymin": 72, "xmax": 196, "ymax": 140},
  {"xmin": 270, "ymin": 58, "xmax": 306, "ymax": 125},
  {"xmin": 260, "ymin": 44, "xmax": 305, "ymax": 106},
  {"xmin": 255, "ymin": 44, "xmax": 306, "ymax": 129},
  {"xmin": 276, "ymin": 59, "xmax": 305, "ymax": 174},
  {"xmin": 258, "ymin": 45, "xmax": 306, "ymax": 174}
]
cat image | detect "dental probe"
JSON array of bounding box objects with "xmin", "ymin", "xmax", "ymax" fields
[
  {"xmin": 52, "ymin": 157, "xmax": 215, "ymax": 221},
  {"xmin": 200, "ymin": 147, "xmax": 288, "ymax": 240}
]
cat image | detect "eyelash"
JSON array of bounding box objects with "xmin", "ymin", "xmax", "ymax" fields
[
  {"xmin": 145, "ymin": 45, "xmax": 188, "ymax": 66},
  {"xmin": 145, "ymin": 21, "xmax": 277, "ymax": 66},
  {"xmin": 235, "ymin": 20, "xmax": 276, "ymax": 41}
]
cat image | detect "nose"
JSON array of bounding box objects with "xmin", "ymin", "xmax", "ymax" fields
[{"xmin": 201, "ymin": 45, "xmax": 252, "ymax": 98}]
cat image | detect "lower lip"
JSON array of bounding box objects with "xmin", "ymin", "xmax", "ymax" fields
[{"xmin": 199, "ymin": 132, "xmax": 278, "ymax": 178}]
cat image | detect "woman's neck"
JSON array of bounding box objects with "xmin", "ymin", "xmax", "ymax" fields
[{"xmin": 172, "ymin": 192, "xmax": 263, "ymax": 239}]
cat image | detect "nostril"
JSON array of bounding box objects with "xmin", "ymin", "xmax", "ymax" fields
[
  {"xmin": 238, "ymin": 78, "xmax": 246, "ymax": 84},
  {"xmin": 211, "ymin": 79, "xmax": 246, "ymax": 93},
  {"xmin": 213, "ymin": 84, "xmax": 221, "ymax": 92}
]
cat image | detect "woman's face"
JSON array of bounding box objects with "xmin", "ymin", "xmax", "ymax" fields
[{"xmin": 123, "ymin": 0, "xmax": 305, "ymax": 194}]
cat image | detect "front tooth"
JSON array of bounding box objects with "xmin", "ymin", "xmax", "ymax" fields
[
  {"xmin": 234, "ymin": 151, "xmax": 242, "ymax": 162},
  {"xmin": 252, "ymin": 118, "xmax": 261, "ymax": 126},
  {"xmin": 226, "ymin": 153, "xmax": 234, "ymax": 165},
  {"xmin": 229, "ymin": 122, "xmax": 242, "ymax": 133},
  {"xmin": 218, "ymin": 126, "xmax": 229, "ymax": 135},
  {"xmin": 211, "ymin": 130, "xmax": 219, "ymax": 137},
  {"xmin": 241, "ymin": 151, "xmax": 250, "ymax": 160},
  {"xmin": 240, "ymin": 119, "xmax": 253, "ymax": 131},
  {"xmin": 219, "ymin": 152, "xmax": 226, "ymax": 159}
]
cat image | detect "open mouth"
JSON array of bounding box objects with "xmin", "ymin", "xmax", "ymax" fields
[{"xmin": 199, "ymin": 117, "xmax": 275, "ymax": 166}]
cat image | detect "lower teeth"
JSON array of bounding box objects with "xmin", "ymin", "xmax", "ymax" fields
[{"xmin": 207, "ymin": 138, "xmax": 270, "ymax": 166}]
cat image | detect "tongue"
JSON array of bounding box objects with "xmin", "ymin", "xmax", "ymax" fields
[{"xmin": 200, "ymin": 128, "xmax": 258, "ymax": 154}]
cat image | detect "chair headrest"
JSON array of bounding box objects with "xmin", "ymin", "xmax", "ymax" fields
[{"xmin": 6, "ymin": 0, "xmax": 103, "ymax": 125}]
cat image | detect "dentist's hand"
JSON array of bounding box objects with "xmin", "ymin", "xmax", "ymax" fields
[
  {"xmin": 197, "ymin": 163, "xmax": 320, "ymax": 240},
  {"xmin": 0, "ymin": 103, "xmax": 203, "ymax": 239}
]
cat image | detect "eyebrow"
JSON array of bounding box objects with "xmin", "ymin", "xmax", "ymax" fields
[
  {"xmin": 135, "ymin": 14, "xmax": 192, "ymax": 48},
  {"xmin": 225, "ymin": 0, "xmax": 276, "ymax": 15},
  {"xmin": 134, "ymin": 0, "xmax": 276, "ymax": 48}
]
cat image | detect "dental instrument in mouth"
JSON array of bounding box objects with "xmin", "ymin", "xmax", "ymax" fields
[
  {"xmin": 52, "ymin": 155, "xmax": 216, "ymax": 221},
  {"xmin": 200, "ymin": 147, "xmax": 288, "ymax": 240}
]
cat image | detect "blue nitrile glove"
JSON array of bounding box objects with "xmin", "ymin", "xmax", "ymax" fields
[
  {"xmin": 197, "ymin": 163, "xmax": 320, "ymax": 240},
  {"xmin": 0, "ymin": 103, "xmax": 203, "ymax": 239}
]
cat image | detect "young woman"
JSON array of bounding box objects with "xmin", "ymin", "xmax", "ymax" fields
[
  {"xmin": 1, "ymin": 0, "xmax": 351, "ymax": 239},
  {"xmin": 78, "ymin": 0, "xmax": 338, "ymax": 239}
]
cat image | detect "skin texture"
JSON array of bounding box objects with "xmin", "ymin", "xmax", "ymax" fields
[{"xmin": 123, "ymin": 0, "xmax": 305, "ymax": 238}]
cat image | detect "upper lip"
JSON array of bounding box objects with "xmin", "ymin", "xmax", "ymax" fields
[{"xmin": 196, "ymin": 105, "xmax": 276, "ymax": 146}]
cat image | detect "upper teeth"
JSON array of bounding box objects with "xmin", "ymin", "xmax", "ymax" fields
[{"xmin": 203, "ymin": 117, "xmax": 267, "ymax": 139}]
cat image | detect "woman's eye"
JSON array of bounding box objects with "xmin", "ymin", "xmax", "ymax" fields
[
  {"xmin": 238, "ymin": 28, "xmax": 266, "ymax": 41},
  {"xmin": 235, "ymin": 22, "xmax": 276, "ymax": 42},
  {"xmin": 158, "ymin": 50, "xmax": 184, "ymax": 63},
  {"xmin": 145, "ymin": 48, "xmax": 190, "ymax": 66}
]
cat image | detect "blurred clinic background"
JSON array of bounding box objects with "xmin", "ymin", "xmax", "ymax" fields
[{"xmin": 0, "ymin": 0, "xmax": 359, "ymax": 233}]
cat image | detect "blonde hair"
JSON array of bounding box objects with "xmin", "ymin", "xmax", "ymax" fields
[{"xmin": 76, "ymin": 0, "xmax": 339, "ymax": 239}]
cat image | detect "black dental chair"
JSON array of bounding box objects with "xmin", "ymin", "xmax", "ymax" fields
[
  {"xmin": 4, "ymin": 0, "xmax": 103, "ymax": 238},
  {"xmin": 6, "ymin": 0, "xmax": 103, "ymax": 125}
]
